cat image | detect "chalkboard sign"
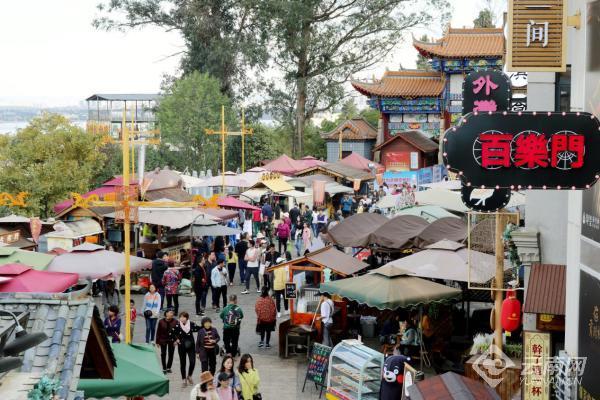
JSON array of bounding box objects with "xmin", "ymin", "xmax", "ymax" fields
[
  {"xmin": 284, "ymin": 282, "xmax": 297, "ymax": 299},
  {"xmin": 302, "ymin": 343, "xmax": 332, "ymax": 396}
]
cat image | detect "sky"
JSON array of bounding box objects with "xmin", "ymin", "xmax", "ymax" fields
[{"xmin": 0, "ymin": 0, "xmax": 504, "ymax": 107}]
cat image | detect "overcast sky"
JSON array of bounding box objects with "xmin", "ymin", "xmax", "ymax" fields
[{"xmin": 0, "ymin": 0, "xmax": 503, "ymax": 107}]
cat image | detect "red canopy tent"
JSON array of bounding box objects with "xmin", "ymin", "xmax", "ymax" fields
[
  {"xmin": 217, "ymin": 197, "xmax": 260, "ymax": 211},
  {"xmin": 0, "ymin": 263, "xmax": 78, "ymax": 293},
  {"xmin": 299, "ymin": 156, "xmax": 327, "ymax": 168},
  {"xmin": 262, "ymin": 154, "xmax": 307, "ymax": 175},
  {"xmin": 339, "ymin": 152, "xmax": 383, "ymax": 172}
]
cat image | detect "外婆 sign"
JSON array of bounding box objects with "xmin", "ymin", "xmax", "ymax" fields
[
  {"xmin": 506, "ymin": 0, "xmax": 567, "ymax": 72},
  {"xmin": 462, "ymin": 70, "xmax": 512, "ymax": 114},
  {"xmin": 443, "ymin": 111, "xmax": 600, "ymax": 190}
]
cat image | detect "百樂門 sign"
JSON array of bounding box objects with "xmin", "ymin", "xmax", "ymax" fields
[
  {"xmin": 443, "ymin": 111, "xmax": 600, "ymax": 189},
  {"xmin": 506, "ymin": 0, "xmax": 567, "ymax": 72}
]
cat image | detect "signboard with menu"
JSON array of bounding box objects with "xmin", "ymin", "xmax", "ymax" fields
[
  {"xmin": 523, "ymin": 331, "xmax": 551, "ymax": 400},
  {"xmin": 506, "ymin": 0, "xmax": 567, "ymax": 72}
]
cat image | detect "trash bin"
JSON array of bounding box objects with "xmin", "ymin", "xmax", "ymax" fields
[{"xmin": 360, "ymin": 316, "xmax": 377, "ymax": 338}]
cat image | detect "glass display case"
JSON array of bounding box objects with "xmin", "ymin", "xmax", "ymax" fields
[{"xmin": 326, "ymin": 339, "xmax": 384, "ymax": 400}]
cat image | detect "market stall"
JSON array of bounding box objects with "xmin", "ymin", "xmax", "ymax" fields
[{"xmin": 266, "ymin": 246, "xmax": 369, "ymax": 357}]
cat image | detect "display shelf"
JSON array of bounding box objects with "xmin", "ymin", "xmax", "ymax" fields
[
  {"xmin": 331, "ymin": 364, "xmax": 379, "ymax": 382},
  {"xmin": 327, "ymin": 340, "xmax": 384, "ymax": 400}
]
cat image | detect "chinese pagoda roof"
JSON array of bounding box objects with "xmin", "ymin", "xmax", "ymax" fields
[
  {"xmin": 351, "ymin": 70, "xmax": 445, "ymax": 98},
  {"xmin": 373, "ymin": 131, "xmax": 439, "ymax": 153},
  {"xmin": 413, "ymin": 27, "xmax": 505, "ymax": 59},
  {"xmin": 322, "ymin": 117, "xmax": 377, "ymax": 140}
]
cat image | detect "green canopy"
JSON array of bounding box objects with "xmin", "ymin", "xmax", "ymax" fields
[
  {"xmin": 319, "ymin": 265, "xmax": 461, "ymax": 310},
  {"xmin": 78, "ymin": 343, "xmax": 169, "ymax": 398},
  {"xmin": 0, "ymin": 247, "xmax": 55, "ymax": 270}
]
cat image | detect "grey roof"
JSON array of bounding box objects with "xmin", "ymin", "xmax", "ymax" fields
[
  {"xmin": 0, "ymin": 285, "xmax": 94, "ymax": 400},
  {"xmin": 86, "ymin": 93, "xmax": 161, "ymax": 102}
]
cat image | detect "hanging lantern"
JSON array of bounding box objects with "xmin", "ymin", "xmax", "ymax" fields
[{"xmin": 501, "ymin": 290, "xmax": 521, "ymax": 332}]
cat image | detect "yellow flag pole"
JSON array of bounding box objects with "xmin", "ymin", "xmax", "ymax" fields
[
  {"xmin": 241, "ymin": 109, "xmax": 246, "ymax": 173},
  {"xmin": 122, "ymin": 106, "xmax": 132, "ymax": 344},
  {"xmin": 221, "ymin": 105, "xmax": 226, "ymax": 193}
]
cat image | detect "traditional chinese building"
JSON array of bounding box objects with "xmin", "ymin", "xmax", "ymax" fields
[
  {"xmin": 352, "ymin": 27, "xmax": 505, "ymax": 147},
  {"xmin": 372, "ymin": 130, "xmax": 438, "ymax": 171},
  {"xmin": 321, "ymin": 117, "xmax": 378, "ymax": 163}
]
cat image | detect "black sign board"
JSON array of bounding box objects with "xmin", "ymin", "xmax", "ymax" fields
[
  {"xmin": 284, "ymin": 282, "xmax": 297, "ymax": 299},
  {"xmin": 460, "ymin": 185, "xmax": 511, "ymax": 212},
  {"xmin": 578, "ymin": 271, "xmax": 600, "ymax": 399},
  {"xmin": 443, "ymin": 111, "xmax": 600, "ymax": 189},
  {"xmin": 302, "ymin": 343, "xmax": 332, "ymax": 394},
  {"xmin": 462, "ymin": 70, "xmax": 512, "ymax": 114}
]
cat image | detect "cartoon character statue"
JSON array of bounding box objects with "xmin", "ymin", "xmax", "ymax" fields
[{"xmin": 380, "ymin": 355, "xmax": 410, "ymax": 400}]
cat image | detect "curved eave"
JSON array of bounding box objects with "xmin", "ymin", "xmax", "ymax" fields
[{"xmin": 351, "ymin": 81, "xmax": 379, "ymax": 97}]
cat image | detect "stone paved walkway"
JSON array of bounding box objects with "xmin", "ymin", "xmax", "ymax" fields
[{"xmin": 97, "ymin": 281, "xmax": 324, "ymax": 400}]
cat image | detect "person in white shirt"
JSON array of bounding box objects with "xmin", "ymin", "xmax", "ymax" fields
[
  {"xmin": 211, "ymin": 259, "xmax": 229, "ymax": 311},
  {"xmin": 319, "ymin": 293, "xmax": 335, "ymax": 347}
]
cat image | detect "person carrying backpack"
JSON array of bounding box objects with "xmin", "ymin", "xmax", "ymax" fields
[
  {"xmin": 220, "ymin": 294, "xmax": 244, "ymax": 356},
  {"xmin": 276, "ymin": 220, "xmax": 290, "ymax": 254}
]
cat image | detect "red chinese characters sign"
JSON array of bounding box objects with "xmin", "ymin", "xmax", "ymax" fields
[
  {"xmin": 479, "ymin": 131, "xmax": 584, "ymax": 170},
  {"xmin": 463, "ymin": 70, "xmax": 512, "ymax": 115},
  {"xmin": 523, "ymin": 331, "xmax": 551, "ymax": 400},
  {"xmin": 443, "ymin": 111, "xmax": 600, "ymax": 189}
]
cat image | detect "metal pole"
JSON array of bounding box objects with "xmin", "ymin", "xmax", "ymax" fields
[
  {"xmin": 493, "ymin": 212, "xmax": 504, "ymax": 358},
  {"xmin": 221, "ymin": 105, "xmax": 226, "ymax": 194},
  {"xmin": 122, "ymin": 107, "xmax": 132, "ymax": 344},
  {"xmin": 241, "ymin": 109, "xmax": 246, "ymax": 173}
]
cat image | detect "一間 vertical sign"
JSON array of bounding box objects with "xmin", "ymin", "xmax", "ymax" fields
[{"xmin": 506, "ymin": 0, "xmax": 567, "ymax": 72}]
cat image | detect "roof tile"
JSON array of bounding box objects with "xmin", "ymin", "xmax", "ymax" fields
[
  {"xmin": 374, "ymin": 131, "xmax": 439, "ymax": 153},
  {"xmin": 324, "ymin": 117, "xmax": 378, "ymax": 140},
  {"xmin": 352, "ymin": 70, "xmax": 445, "ymax": 98},
  {"xmin": 413, "ymin": 27, "xmax": 505, "ymax": 58}
]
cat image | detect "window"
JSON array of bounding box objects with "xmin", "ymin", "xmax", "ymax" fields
[{"xmin": 555, "ymin": 66, "xmax": 571, "ymax": 112}]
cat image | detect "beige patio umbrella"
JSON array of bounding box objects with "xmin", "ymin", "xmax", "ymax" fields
[{"xmin": 383, "ymin": 239, "xmax": 508, "ymax": 284}]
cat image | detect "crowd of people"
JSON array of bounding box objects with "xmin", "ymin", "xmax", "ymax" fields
[{"xmin": 99, "ymin": 191, "xmax": 420, "ymax": 398}]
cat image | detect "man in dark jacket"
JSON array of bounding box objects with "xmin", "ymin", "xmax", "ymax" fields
[
  {"xmin": 151, "ymin": 251, "xmax": 169, "ymax": 309},
  {"xmin": 235, "ymin": 233, "xmax": 249, "ymax": 285},
  {"xmin": 261, "ymin": 202, "xmax": 273, "ymax": 221},
  {"xmin": 289, "ymin": 204, "xmax": 300, "ymax": 237}
]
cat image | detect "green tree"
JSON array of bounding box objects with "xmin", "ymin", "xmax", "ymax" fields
[
  {"xmin": 0, "ymin": 113, "xmax": 107, "ymax": 218},
  {"xmin": 156, "ymin": 72, "xmax": 233, "ymax": 173},
  {"xmin": 263, "ymin": 0, "xmax": 450, "ymax": 157},
  {"xmin": 303, "ymin": 123, "xmax": 327, "ymax": 160},
  {"xmin": 473, "ymin": 0, "xmax": 496, "ymax": 28},
  {"xmin": 473, "ymin": 9, "xmax": 495, "ymax": 28},
  {"xmin": 94, "ymin": 0, "xmax": 270, "ymax": 97},
  {"xmin": 415, "ymin": 34, "xmax": 432, "ymax": 70},
  {"xmin": 227, "ymin": 123, "xmax": 290, "ymax": 170},
  {"xmin": 359, "ymin": 108, "xmax": 380, "ymax": 128},
  {"xmin": 339, "ymin": 99, "xmax": 359, "ymax": 120}
]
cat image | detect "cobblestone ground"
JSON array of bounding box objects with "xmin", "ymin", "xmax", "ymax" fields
[{"xmin": 96, "ymin": 281, "xmax": 324, "ymax": 400}]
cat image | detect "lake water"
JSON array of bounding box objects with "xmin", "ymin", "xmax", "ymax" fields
[{"xmin": 0, "ymin": 120, "xmax": 86, "ymax": 134}]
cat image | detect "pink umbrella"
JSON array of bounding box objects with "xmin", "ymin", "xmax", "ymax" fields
[
  {"xmin": 0, "ymin": 263, "xmax": 78, "ymax": 293},
  {"xmin": 217, "ymin": 197, "xmax": 260, "ymax": 211}
]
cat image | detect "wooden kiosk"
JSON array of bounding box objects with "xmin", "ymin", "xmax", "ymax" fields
[{"xmin": 267, "ymin": 246, "xmax": 369, "ymax": 357}]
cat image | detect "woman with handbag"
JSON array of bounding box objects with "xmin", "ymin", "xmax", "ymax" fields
[
  {"xmin": 196, "ymin": 317, "xmax": 221, "ymax": 376},
  {"xmin": 170, "ymin": 311, "xmax": 201, "ymax": 388},
  {"xmin": 143, "ymin": 284, "xmax": 161, "ymax": 343},
  {"xmin": 238, "ymin": 354, "xmax": 261, "ymax": 400}
]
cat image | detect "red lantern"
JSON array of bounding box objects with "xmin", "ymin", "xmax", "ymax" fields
[{"xmin": 501, "ymin": 290, "xmax": 521, "ymax": 332}]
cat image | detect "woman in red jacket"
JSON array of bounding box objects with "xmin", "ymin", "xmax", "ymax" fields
[{"xmin": 254, "ymin": 286, "xmax": 277, "ymax": 348}]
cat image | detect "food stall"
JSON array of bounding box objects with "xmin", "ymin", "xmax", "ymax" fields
[{"xmin": 266, "ymin": 246, "xmax": 369, "ymax": 357}]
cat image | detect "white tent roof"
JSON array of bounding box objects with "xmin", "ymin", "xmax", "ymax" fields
[
  {"xmin": 46, "ymin": 220, "xmax": 104, "ymax": 239},
  {"xmin": 414, "ymin": 189, "xmax": 468, "ymax": 213}
]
